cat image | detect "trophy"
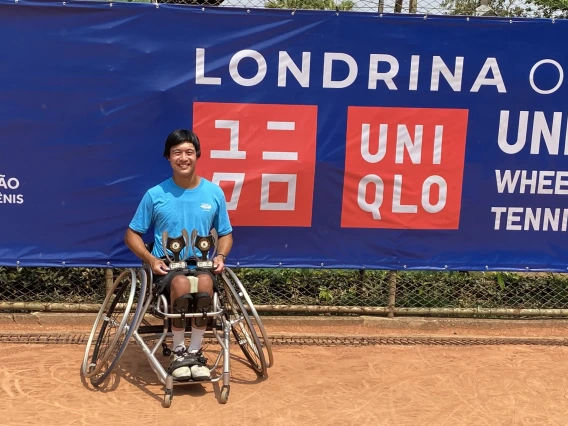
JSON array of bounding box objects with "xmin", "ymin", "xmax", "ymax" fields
[
  {"xmin": 190, "ymin": 228, "xmax": 218, "ymax": 269},
  {"xmin": 161, "ymin": 229, "xmax": 190, "ymax": 270}
]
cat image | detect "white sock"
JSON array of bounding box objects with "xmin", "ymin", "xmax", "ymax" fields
[
  {"xmin": 188, "ymin": 328, "xmax": 205, "ymax": 352},
  {"xmin": 172, "ymin": 329, "xmax": 185, "ymax": 351}
]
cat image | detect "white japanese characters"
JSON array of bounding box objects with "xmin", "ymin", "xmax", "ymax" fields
[{"xmin": 211, "ymin": 119, "xmax": 300, "ymax": 212}]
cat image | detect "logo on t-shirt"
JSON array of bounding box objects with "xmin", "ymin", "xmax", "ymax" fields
[{"xmin": 200, "ymin": 203, "xmax": 212, "ymax": 211}]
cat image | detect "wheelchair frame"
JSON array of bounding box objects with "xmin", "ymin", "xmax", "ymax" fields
[{"xmin": 80, "ymin": 261, "xmax": 273, "ymax": 407}]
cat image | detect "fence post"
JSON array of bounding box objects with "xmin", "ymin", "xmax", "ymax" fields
[
  {"xmin": 388, "ymin": 270, "xmax": 397, "ymax": 318},
  {"xmin": 394, "ymin": 0, "xmax": 403, "ymax": 13},
  {"xmin": 105, "ymin": 268, "xmax": 114, "ymax": 296},
  {"xmin": 409, "ymin": 0, "xmax": 417, "ymax": 13},
  {"xmin": 358, "ymin": 269, "xmax": 365, "ymax": 302}
]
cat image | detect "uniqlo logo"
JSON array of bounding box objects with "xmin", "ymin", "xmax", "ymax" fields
[
  {"xmin": 341, "ymin": 106, "xmax": 468, "ymax": 229},
  {"xmin": 193, "ymin": 102, "xmax": 317, "ymax": 227}
]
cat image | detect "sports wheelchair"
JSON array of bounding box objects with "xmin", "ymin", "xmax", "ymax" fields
[{"xmin": 80, "ymin": 229, "xmax": 273, "ymax": 407}]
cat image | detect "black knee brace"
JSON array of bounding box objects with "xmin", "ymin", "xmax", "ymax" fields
[
  {"xmin": 172, "ymin": 292, "xmax": 211, "ymax": 328},
  {"xmin": 193, "ymin": 292, "xmax": 212, "ymax": 328},
  {"xmin": 172, "ymin": 294, "xmax": 193, "ymax": 329}
]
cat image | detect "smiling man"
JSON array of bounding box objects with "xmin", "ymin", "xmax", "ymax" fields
[{"xmin": 124, "ymin": 129, "xmax": 233, "ymax": 382}]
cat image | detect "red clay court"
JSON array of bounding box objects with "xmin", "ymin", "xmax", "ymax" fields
[{"xmin": 1, "ymin": 316, "xmax": 568, "ymax": 425}]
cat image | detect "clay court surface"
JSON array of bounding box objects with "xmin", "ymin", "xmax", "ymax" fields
[{"xmin": 2, "ymin": 317, "xmax": 568, "ymax": 425}]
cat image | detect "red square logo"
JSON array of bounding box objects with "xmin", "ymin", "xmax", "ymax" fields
[
  {"xmin": 193, "ymin": 102, "xmax": 317, "ymax": 227},
  {"xmin": 341, "ymin": 106, "xmax": 468, "ymax": 229}
]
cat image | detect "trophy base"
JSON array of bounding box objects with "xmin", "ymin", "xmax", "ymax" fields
[
  {"xmin": 169, "ymin": 261, "xmax": 187, "ymax": 270},
  {"xmin": 197, "ymin": 260, "xmax": 213, "ymax": 269}
]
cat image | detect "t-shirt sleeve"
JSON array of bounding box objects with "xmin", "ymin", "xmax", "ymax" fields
[
  {"xmin": 129, "ymin": 191, "xmax": 154, "ymax": 234},
  {"xmin": 213, "ymin": 187, "xmax": 233, "ymax": 237}
]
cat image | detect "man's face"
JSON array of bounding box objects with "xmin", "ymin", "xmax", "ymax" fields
[{"xmin": 168, "ymin": 142, "xmax": 198, "ymax": 177}]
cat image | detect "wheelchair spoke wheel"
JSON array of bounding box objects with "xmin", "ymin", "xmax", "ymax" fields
[
  {"xmin": 221, "ymin": 277, "xmax": 267, "ymax": 377},
  {"xmin": 81, "ymin": 268, "xmax": 146, "ymax": 386},
  {"xmin": 223, "ymin": 268, "xmax": 273, "ymax": 368}
]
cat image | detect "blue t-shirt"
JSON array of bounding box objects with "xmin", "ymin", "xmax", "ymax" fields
[{"xmin": 128, "ymin": 177, "xmax": 232, "ymax": 259}]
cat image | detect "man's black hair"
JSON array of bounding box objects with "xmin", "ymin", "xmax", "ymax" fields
[{"xmin": 163, "ymin": 129, "xmax": 201, "ymax": 159}]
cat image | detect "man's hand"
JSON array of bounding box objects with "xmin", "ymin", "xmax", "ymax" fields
[
  {"xmin": 213, "ymin": 255, "xmax": 225, "ymax": 274},
  {"xmin": 150, "ymin": 257, "xmax": 169, "ymax": 276},
  {"xmin": 124, "ymin": 229, "xmax": 169, "ymax": 275}
]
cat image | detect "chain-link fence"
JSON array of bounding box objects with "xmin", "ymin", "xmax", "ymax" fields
[
  {"xmin": 0, "ymin": 267, "xmax": 108, "ymax": 305},
  {"xmin": 2, "ymin": 266, "xmax": 568, "ymax": 318},
  {"xmin": 151, "ymin": 0, "xmax": 553, "ymax": 19},
  {"xmin": 97, "ymin": 0, "xmax": 562, "ymax": 20}
]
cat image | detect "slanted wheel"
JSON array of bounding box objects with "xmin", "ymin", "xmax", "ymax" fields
[
  {"xmin": 81, "ymin": 268, "xmax": 147, "ymax": 386},
  {"xmin": 223, "ymin": 268, "xmax": 274, "ymax": 368},
  {"xmin": 221, "ymin": 276, "xmax": 268, "ymax": 377}
]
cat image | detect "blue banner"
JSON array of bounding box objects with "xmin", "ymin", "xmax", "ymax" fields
[{"xmin": 1, "ymin": 0, "xmax": 567, "ymax": 271}]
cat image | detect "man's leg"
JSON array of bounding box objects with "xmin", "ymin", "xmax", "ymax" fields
[
  {"xmin": 168, "ymin": 274, "xmax": 193, "ymax": 380},
  {"xmin": 186, "ymin": 273, "xmax": 214, "ymax": 380},
  {"xmin": 169, "ymin": 274, "xmax": 193, "ymax": 349},
  {"xmin": 187, "ymin": 273, "xmax": 214, "ymax": 352}
]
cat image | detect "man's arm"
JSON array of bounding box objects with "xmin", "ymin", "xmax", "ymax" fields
[
  {"xmin": 213, "ymin": 233, "xmax": 233, "ymax": 273},
  {"xmin": 124, "ymin": 228, "xmax": 153, "ymax": 263},
  {"xmin": 124, "ymin": 228, "xmax": 169, "ymax": 275},
  {"xmin": 216, "ymin": 233, "xmax": 233, "ymax": 259},
  {"xmin": 212, "ymin": 185, "xmax": 234, "ymax": 273}
]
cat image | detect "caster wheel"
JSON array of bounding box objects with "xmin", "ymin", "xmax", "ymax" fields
[
  {"xmin": 162, "ymin": 343, "xmax": 171, "ymax": 357},
  {"xmin": 220, "ymin": 385, "xmax": 230, "ymax": 404},
  {"xmin": 164, "ymin": 390, "xmax": 173, "ymax": 408}
]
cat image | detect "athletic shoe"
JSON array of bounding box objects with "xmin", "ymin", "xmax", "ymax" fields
[
  {"xmin": 188, "ymin": 349, "xmax": 211, "ymax": 381},
  {"xmin": 168, "ymin": 345, "xmax": 192, "ymax": 381}
]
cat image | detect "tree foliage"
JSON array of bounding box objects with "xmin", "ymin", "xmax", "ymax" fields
[
  {"xmin": 441, "ymin": 0, "xmax": 568, "ymax": 17},
  {"xmin": 265, "ymin": 0, "xmax": 354, "ymax": 10},
  {"xmin": 440, "ymin": 0, "xmax": 527, "ymax": 16},
  {"xmin": 525, "ymin": 0, "xmax": 568, "ymax": 17}
]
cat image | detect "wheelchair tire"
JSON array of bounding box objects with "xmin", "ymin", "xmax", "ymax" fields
[
  {"xmin": 81, "ymin": 268, "xmax": 147, "ymax": 386},
  {"xmin": 223, "ymin": 267, "xmax": 274, "ymax": 368},
  {"xmin": 221, "ymin": 277, "xmax": 268, "ymax": 377}
]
